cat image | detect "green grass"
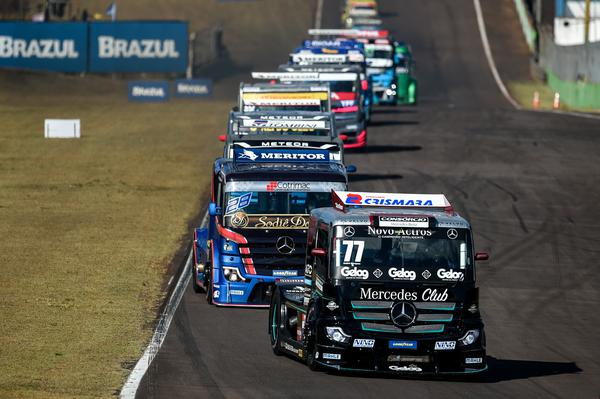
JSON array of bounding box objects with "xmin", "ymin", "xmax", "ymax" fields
[
  {"xmin": 0, "ymin": 71, "xmax": 229, "ymax": 398},
  {"xmin": 508, "ymin": 79, "xmax": 600, "ymax": 113},
  {"xmin": 0, "ymin": 1, "xmax": 314, "ymax": 397}
]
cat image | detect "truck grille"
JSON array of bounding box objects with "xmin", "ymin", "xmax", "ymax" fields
[
  {"xmin": 350, "ymin": 301, "xmax": 459, "ymax": 334},
  {"xmin": 238, "ymin": 232, "xmax": 307, "ymax": 276}
]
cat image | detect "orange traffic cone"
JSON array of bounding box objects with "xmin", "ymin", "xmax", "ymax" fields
[
  {"xmin": 552, "ymin": 92, "xmax": 560, "ymax": 109},
  {"xmin": 532, "ymin": 91, "xmax": 540, "ymax": 109}
]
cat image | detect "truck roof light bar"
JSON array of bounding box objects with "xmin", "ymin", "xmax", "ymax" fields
[{"xmin": 332, "ymin": 190, "xmax": 453, "ymax": 213}]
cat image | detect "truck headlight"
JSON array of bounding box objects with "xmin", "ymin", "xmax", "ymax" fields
[
  {"xmin": 223, "ymin": 267, "xmax": 246, "ymax": 282},
  {"xmin": 459, "ymin": 329, "xmax": 480, "ymax": 346},
  {"xmin": 325, "ymin": 326, "xmax": 351, "ymax": 344}
]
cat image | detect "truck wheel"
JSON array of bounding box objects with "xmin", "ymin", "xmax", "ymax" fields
[
  {"xmin": 191, "ymin": 264, "xmax": 204, "ymax": 294},
  {"xmin": 205, "ymin": 264, "xmax": 213, "ymax": 305},
  {"xmin": 305, "ymin": 305, "xmax": 322, "ymax": 371},
  {"xmin": 269, "ymin": 290, "xmax": 284, "ymax": 356}
]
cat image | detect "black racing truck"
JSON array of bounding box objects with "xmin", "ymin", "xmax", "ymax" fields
[{"xmin": 268, "ymin": 191, "xmax": 490, "ymax": 374}]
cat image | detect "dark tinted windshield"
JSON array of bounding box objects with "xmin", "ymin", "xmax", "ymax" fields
[
  {"xmin": 330, "ymin": 81, "xmax": 356, "ymax": 93},
  {"xmin": 333, "ymin": 225, "xmax": 472, "ymax": 282},
  {"xmin": 225, "ymin": 191, "xmax": 331, "ymax": 215}
]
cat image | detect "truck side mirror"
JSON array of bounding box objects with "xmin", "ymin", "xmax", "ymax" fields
[
  {"xmin": 218, "ymin": 134, "xmax": 226, "ymax": 142},
  {"xmin": 475, "ymin": 252, "xmax": 489, "ymax": 261},
  {"xmin": 311, "ymin": 248, "xmax": 326, "ymax": 257},
  {"xmin": 346, "ymin": 165, "xmax": 357, "ymax": 173},
  {"xmin": 208, "ymin": 202, "xmax": 220, "ymax": 216}
]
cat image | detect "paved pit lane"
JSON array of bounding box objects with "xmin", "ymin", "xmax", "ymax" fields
[{"xmin": 136, "ymin": 0, "xmax": 600, "ymax": 397}]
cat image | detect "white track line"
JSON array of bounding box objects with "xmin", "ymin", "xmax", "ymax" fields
[
  {"xmin": 120, "ymin": 211, "xmax": 208, "ymax": 399},
  {"xmin": 472, "ymin": 0, "xmax": 522, "ymax": 110},
  {"xmin": 473, "ymin": 0, "xmax": 600, "ymax": 121}
]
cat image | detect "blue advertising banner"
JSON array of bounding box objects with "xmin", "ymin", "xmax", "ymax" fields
[
  {"xmin": 89, "ymin": 22, "xmax": 188, "ymax": 73},
  {"xmin": 0, "ymin": 22, "xmax": 87, "ymax": 72},
  {"xmin": 174, "ymin": 79, "xmax": 212, "ymax": 97},
  {"xmin": 128, "ymin": 80, "xmax": 170, "ymax": 102}
]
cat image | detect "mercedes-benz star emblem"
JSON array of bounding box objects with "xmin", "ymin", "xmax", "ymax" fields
[
  {"xmin": 276, "ymin": 236, "xmax": 295, "ymax": 254},
  {"xmin": 390, "ymin": 302, "xmax": 417, "ymax": 328},
  {"xmin": 447, "ymin": 229, "xmax": 458, "ymax": 240},
  {"xmin": 343, "ymin": 226, "xmax": 355, "ymax": 237}
]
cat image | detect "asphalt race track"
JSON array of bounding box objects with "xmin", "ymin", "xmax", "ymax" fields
[{"xmin": 137, "ymin": 0, "xmax": 600, "ymax": 397}]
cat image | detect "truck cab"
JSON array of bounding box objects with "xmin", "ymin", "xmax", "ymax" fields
[
  {"xmin": 269, "ymin": 191, "xmax": 489, "ymax": 374},
  {"xmin": 288, "ymin": 40, "xmax": 373, "ymax": 125},
  {"xmin": 252, "ymin": 71, "xmax": 367, "ymax": 149},
  {"xmin": 393, "ymin": 41, "xmax": 418, "ymax": 105},
  {"xmin": 365, "ymin": 41, "xmax": 397, "ymax": 105},
  {"xmin": 221, "ymin": 111, "xmax": 344, "ymax": 162},
  {"xmin": 238, "ymin": 82, "xmax": 331, "ymax": 113},
  {"xmin": 191, "ymin": 156, "xmax": 349, "ymax": 307}
]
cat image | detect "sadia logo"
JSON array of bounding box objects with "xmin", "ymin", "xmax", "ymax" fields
[
  {"xmin": 388, "ymin": 267, "xmax": 416, "ymax": 281},
  {"xmin": 346, "ymin": 193, "xmax": 362, "ymax": 204},
  {"xmin": 437, "ymin": 269, "xmax": 464, "ymax": 281},
  {"xmin": 341, "ymin": 266, "xmax": 369, "ymax": 279}
]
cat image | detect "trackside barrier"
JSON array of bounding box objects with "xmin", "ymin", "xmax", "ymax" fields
[{"xmin": 0, "ymin": 21, "xmax": 188, "ymax": 73}]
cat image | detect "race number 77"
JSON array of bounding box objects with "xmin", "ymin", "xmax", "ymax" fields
[{"xmin": 342, "ymin": 240, "xmax": 365, "ymax": 263}]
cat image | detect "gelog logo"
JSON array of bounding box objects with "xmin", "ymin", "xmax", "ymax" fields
[
  {"xmin": 388, "ymin": 267, "xmax": 416, "ymax": 280},
  {"xmin": 341, "ymin": 266, "xmax": 369, "ymax": 279},
  {"xmin": 437, "ymin": 269, "xmax": 464, "ymax": 281},
  {"xmin": 346, "ymin": 193, "xmax": 362, "ymax": 204}
]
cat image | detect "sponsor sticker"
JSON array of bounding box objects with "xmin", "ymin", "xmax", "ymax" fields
[
  {"xmin": 322, "ymin": 353, "xmax": 341, "ymax": 360},
  {"xmin": 465, "ymin": 357, "xmax": 483, "ymax": 364},
  {"xmin": 225, "ymin": 192, "xmax": 252, "ymax": 215},
  {"xmin": 341, "ymin": 266, "xmax": 369, "ymax": 280},
  {"xmin": 367, "ymin": 226, "xmax": 433, "ymax": 238},
  {"xmin": 226, "ymin": 214, "xmax": 309, "ymax": 230},
  {"xmin": 378, "ymin": 216, "xmax": 429, "ymax": 228},
  {"xmin": 243, "ymin": 119, "xmax": 326, "ymax": 129},
  {"xmin": 437, "ymin": 268, "xmax": 464, "ymax": 281},
  {"xmin": 359, "ymin": 287, "xmax": 450, "ymax": 302},
  {"xmin": 434, "ymin": 341, "xmax": 456, "ymax": 351},
  {"xmin": 230, "ymin": 290, "xmax": 245, "ymax": 296},
  {"xmin": 272, "ymin": 270, "xmax": 298, "ymax": 277},
  {"xmin": 266, "ymin": 181, "xmax": 311, "ymax": 192},
  {"xmin": 282, "ymin": 342, "xmax": 300, "ymax": 355},
  {"xmin": 234, "ymin": 148, "xmax": 330, "ymax": 163},
  {"xmin": 353, "ymin": 339, "xmax": 375, "ymax": 348},
  {"xmin": 388, "ymin": 267, "xmax": 417, "ymax": 281},
  {"xmin": 389, "ymin": 364, "xmax": 422, "ymax": 372},
  {"xmin": 389, "ymin": 340, "xmax": 417, "ymax": 350}
]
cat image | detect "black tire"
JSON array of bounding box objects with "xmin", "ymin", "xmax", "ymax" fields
[
  {"xmin": 191, "ymin": 264, "xmax": 204, "ymax": 293},
  {"xmin": 304, "ymin": 305, "xmax": 322, "ymax": 371},
  {"xmin": 205, "ymin": 264, "xmax": 213, "ymax": 305},
  {"xmin": 269, "ymin": 290, "xmax": 284, "ymax": 356}
]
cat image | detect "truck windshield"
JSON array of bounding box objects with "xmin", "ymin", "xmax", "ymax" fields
[
  {"xmin": 330, "ymin": 81, "xmax": 356, "ymax": 93},
  {"xmin": 224, "ymin": 191, "xmax": 331, "ymax": 229},
  {"xmin": 243, "ymin": 104, "xmax": 325, "ymax": 112},
  {"xmin": 333, "ymin": 225, "xmax": 472, "ymax": 282}
]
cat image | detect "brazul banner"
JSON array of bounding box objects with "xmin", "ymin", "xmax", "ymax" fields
[
  {"xmin": 0, "ymin": 21, "xmax": 188, "ymax": 73},
  {"xmin": 89, "ymin": 22, "xmax": 187, "ymax": 73},
  {"xmin": 0, "ymin": 22, "xmax": 87, "ymax": 72}
]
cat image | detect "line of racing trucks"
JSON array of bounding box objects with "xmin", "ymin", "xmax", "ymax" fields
[{"xmin": 190, "ymin": 0, "xmax": 490, "ymax": 377}]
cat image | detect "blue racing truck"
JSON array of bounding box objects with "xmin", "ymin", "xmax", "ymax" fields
[{"xmin": 191, "ymin": 150, "xmax": 350, "ymax": 307}]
